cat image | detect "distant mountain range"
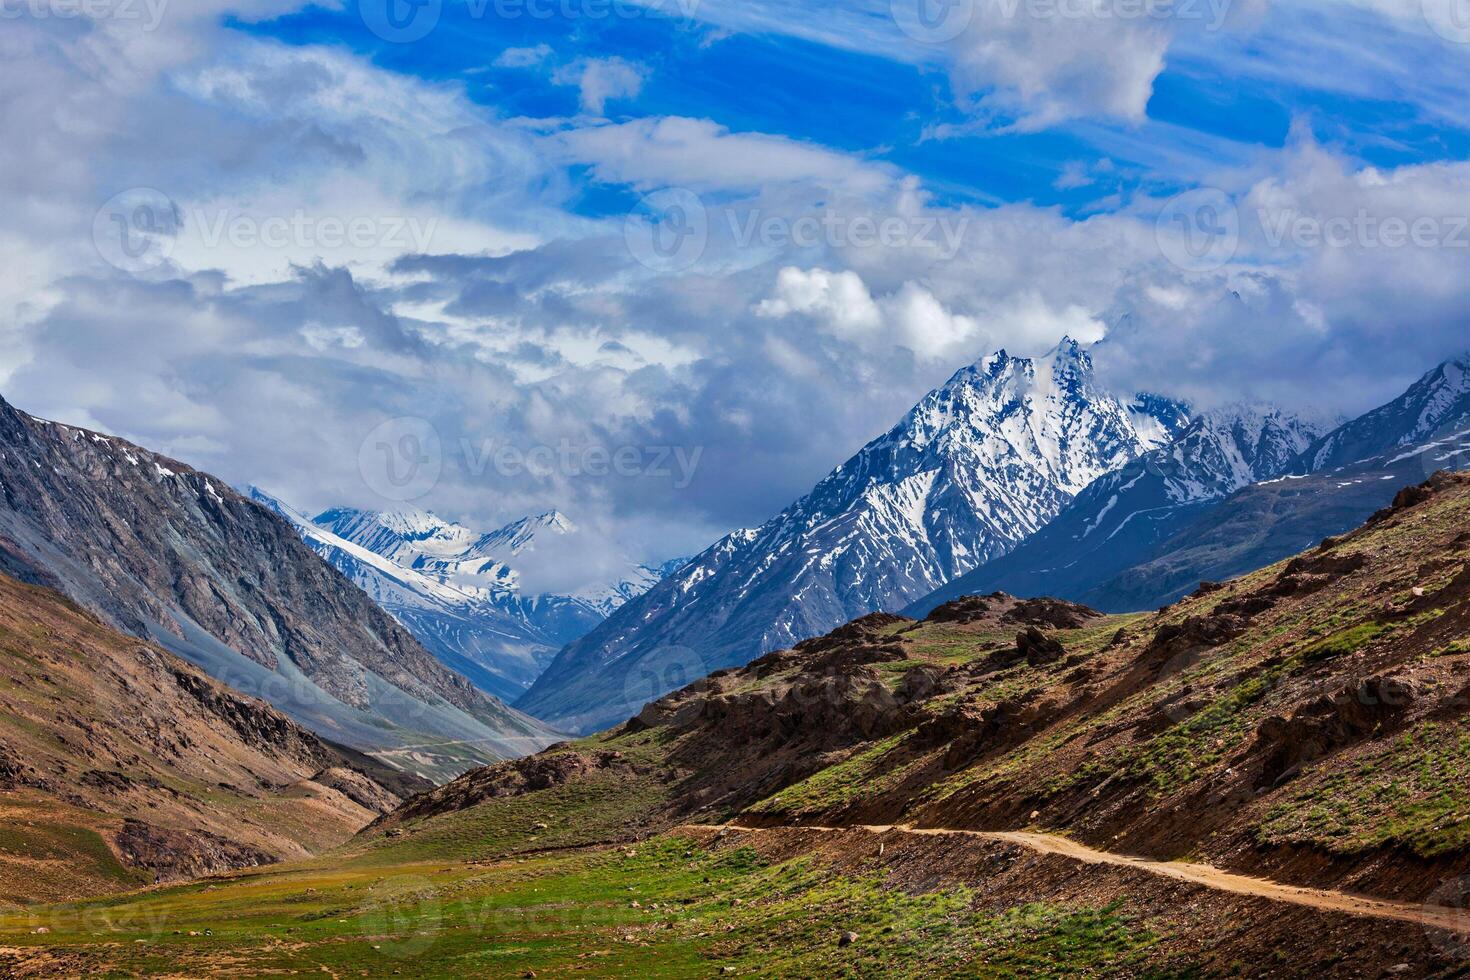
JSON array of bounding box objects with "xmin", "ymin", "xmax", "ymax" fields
[
  {"xmin": 10, "ymin": 332, "xmax": 1463, "ymax": 766},
  {"xmin": 253, "ymin": 493, "xmax": 687, "ymax": 703},
  {"xmin": 518, "ymin": 338, "xmax": 1192, "ymax": 732},
  {"xmin": 0, "ymin": 396, "xmax": 558, "ymax": 781},
  {"xmin": 519, "ymin": 343, "xmax": 1470, "ymax": 735},
  {"xmin": 910, "ymin": 354, "xmax": 1470, "ymax": 616}
]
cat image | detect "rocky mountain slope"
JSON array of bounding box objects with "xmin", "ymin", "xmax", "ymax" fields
[
  {"xmin": 0, "ymin": 395, "xmax": 558, "ymax": 781},
  {"xmin": 106, "ymin": 467, "xmax": 1465, "ymax": 978},
  {"xmin": 912, "ymin": 356, "xmax": 1470, "ymax": 615},
  {"xmin": 0, "ymin": 569, "xmax": 424, "ymax": 904},
  {"xmin": 260, "ymin": 497, "xmax": 685, "ymax": 702},
  {"xmin": 519, "ymin": 338, "xmax": 1189, "ymax": 732}
]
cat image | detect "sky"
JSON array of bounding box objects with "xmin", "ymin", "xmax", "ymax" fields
[{"xmin": 4, "ymin": 0, "xmax": 1470, "ymax": 591}]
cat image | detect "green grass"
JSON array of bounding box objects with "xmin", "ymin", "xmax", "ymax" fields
[
  {"xmin": 350, "ymin": 767, "xmax": 673, "ymax": 867},
  {"xmin": 0, "ymin": 832, "xmax": 1186, "ymax": 978},
  {"xmin": 971, "ymin": 901, "xmax": 1163, "ymax": 978},
  {"xmin": 1299, "ymin": 622, "xmax": 1391, "ymax": 664},
  {"xmin": 746, "ymin": 734, "xmax": 925, "ymax": 818},
  {"xmin": 0, "ymin": 819, "xmax": 144, "ymax": 897},
  {"xmin": 1063, "ymin": 656, "xmax": 1295, "ymax": 797},
  {"xmin": 1431, "ymin": 638, "xmax": 1470, "ymax": 659},
  {"xmin": 1256, "ymin": 720, "xmax": 1470, "ymax": 857}
]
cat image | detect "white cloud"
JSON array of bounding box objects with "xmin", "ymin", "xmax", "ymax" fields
[
  {"xmin": 9, "ymin": 0, "xmax": 1470, "ymax": 564},
  {"xmin": 755, "ymin": 268, "xmax": 981, "ymax": 363},
  {"xmin": 882, "ymin": 281, "xmax": 983, "ymax": 361},
  {"xmin": 551, "ymin": 57, "xmax": 649, "ymax": 114},
  {"xmin": 494, "ymin": 44, "xmax": 553, "ymax": 68},
  {"xmin": 756, "ymin": 267, "xmax": 883, "ymax": 335},
  {"xmin": 548, "ymin": 116, "xmax": 898, "ymax": 196},
  {"xmin": 944, "ymin": 7, "xmax": 1171, "ymax": 130}
]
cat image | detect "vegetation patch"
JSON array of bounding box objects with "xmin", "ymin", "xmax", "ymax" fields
[
  {"xmin": 747, "ymin": 734, "xmax": 921, "ymax": 817},
  {"xmin": 0, "ymin": 831, "xmax": 1186, "ymax": 978},
  {"xmin": 1299, "ymin": 622, "xmax": 1390, "ymax": 664},
  {"xmin": 1255, "ymin": 720, "xmax": 1470, "ymax": 858}
]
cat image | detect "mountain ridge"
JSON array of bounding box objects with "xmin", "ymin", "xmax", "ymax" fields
[
  {"xmin": 270, "ymin": 494, "xmax": 687, "ymax": 701},
  {"xmin": 910, "ymin": 356, "xmax": 1470, "ymax": 616},
  {"xmin": 0, "ymin": 396, "xmax": 557, "ymax": 780},
  {"xmin": 518, "ymin": 338, "xmax": 1190, "ymax": 733}
]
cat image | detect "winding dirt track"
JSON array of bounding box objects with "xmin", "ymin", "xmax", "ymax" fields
[{"xmin": 687, "ymin": 822, "xmax": 1470, "ymax": 935}]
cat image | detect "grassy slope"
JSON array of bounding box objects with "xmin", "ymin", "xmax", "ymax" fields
[{"xmin": 725, "ymin": 476, "xmax": 1470, "ymax": 877}]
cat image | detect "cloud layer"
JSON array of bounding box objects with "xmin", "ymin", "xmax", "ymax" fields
[{"xmin": 3, "ymin": 0, "xmax": 1470, "ymax": 579}]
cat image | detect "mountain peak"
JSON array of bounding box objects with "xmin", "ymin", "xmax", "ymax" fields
[
  {"xmin": 522, "ymin": 339, "xmax": 1194, "ymax": 733},
  {"xmin": 1050, "ymin": 334, "xmax": 1084, "ymax": 356},
  {"xmin": 472, "ymin": 510, "xmax": 577, "ymax": 559},
  {"xmin": 526, "ymin": 510, "xmax": 575, "ymax": 532}
]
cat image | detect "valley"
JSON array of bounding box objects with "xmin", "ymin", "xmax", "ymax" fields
[
  {"xmin": 11, "ymin": 0, "xmax": 1470, "ymax": 972},
  {"xmin": 7, "ymin": 471, "xmax": 1470, "ymax": 976},
  {"xmin": 0, "ymin": 396, "xmax": 559, "ymax": 783}
]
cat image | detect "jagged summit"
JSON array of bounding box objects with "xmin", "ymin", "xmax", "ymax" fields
[
  {"xmin": 471, "ymin": 510, "xmax": 577, "ymax": 558},
  {"xmin": 518, "ymin": 336, "xmax": 1191, "ymax": 733},
  {"xmin": 314, "ymin": 507, "xmax": 480, "ymax": 562},
  {"xmin": 908, "ymin": 356, "xmax": 1470, "ymax": 618},
  {"xmin": 1153, "ymin": 402, "xmax": 1324, "ymax": 504}
]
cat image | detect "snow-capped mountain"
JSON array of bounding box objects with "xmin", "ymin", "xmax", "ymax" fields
[
  {"xmin": 909, "ymin": 403, "xmax": 1328, "ymax": 616},
  {"xmin": 313, "ymin": 506, "xmax": 678, "ymax": 616},
  {"xmin": 518, "ymin": 337, "xmax": 1191, "ymax": 733},
  {"xmin": 257, "ymin": 493, "xmax": 683, "ymax": 702},
  {"xmin": 1301, "ymin": 355, "xmax": 1470, "ymax": 471},
  {"xmin": 910, "ymin": 355, "xmax": 1470, "ymax": 615}
]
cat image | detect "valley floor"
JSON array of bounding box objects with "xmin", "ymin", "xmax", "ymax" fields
[{"xmin": 1, "ymin": 817, "xmax": 1465, "ymax": 978}]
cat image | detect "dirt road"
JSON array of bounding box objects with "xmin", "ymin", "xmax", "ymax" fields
[{"xmin": 691, "ymin": 822, "xmax": 1470, "ymax": 935}]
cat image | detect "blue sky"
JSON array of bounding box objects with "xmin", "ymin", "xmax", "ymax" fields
[
  {"xmin": 4, "ymin": 0, "xmax": 1470, "ymax": 584},
  {"xmin": 248, "ymin": 0, "xmax": 1470, "ymax": 211}
]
